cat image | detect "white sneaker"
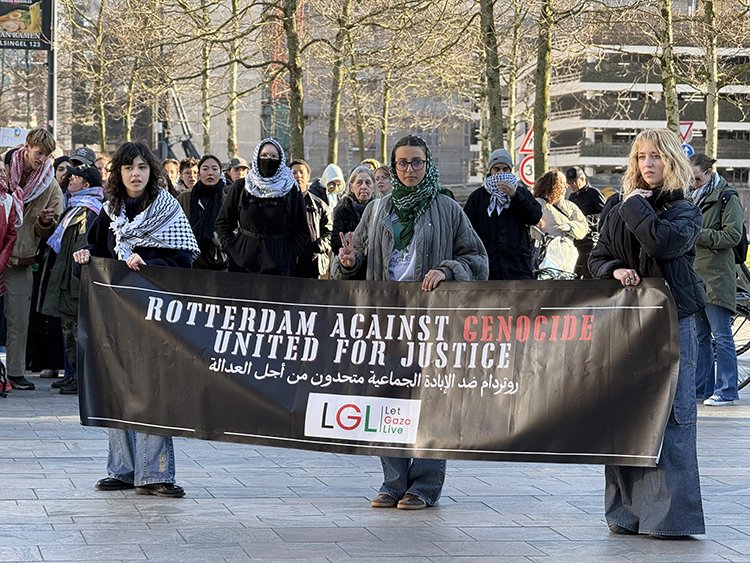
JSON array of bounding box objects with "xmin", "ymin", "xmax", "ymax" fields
[{"xmin": 703, "ymin": 395, "xmax": 735, "ymax": 407}]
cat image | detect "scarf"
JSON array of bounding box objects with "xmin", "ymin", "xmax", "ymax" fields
[
  {"xmin": 9, "ymin": 146, "xmax": 54, "ymax": 205},
  {"xmin": 47, "ymin": 187, "xmax": 104, "ymax": 254},
  {"xmin": 484, "ymin": 172, "xmax": 517, "ymax": 216},
  {"xmin": 243, "ymin": 138, "xmax": 296, "ymax": 199},
  {"xmin": 690, "ymin": 172, "xmax": 718, "ymax": 206},
  {"xmin": 389, "ymin": 145, "xmax": 440, "ymax": 251},
  {"xmin": 103, "ymin": 188, "xmax": 200, "ymax": 261},
  {"xmin": 189, "ymin": 180, "xmax": 224, "ymax": 241}
]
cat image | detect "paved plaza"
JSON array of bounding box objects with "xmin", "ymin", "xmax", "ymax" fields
[{"xmin": 2, "ymin": 374, "xmax": 750, "ymax": 562}]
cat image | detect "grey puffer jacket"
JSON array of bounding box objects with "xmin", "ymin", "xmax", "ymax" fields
[{"xmin": 330, "ymin": 194, "xmax": 488, "ymax": 282}]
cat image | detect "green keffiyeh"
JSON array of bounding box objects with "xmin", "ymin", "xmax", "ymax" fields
[{"xmin": 389, "ymin": 145, "xmax": 440, "ymax": 251}]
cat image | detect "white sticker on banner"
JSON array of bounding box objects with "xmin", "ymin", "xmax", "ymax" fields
[{"xmin": 304, "ymin": 393, "xmax": 421, "ymax": 444}]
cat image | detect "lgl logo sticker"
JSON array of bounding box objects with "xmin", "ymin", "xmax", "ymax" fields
[{"xmin": 304, "ymin": 393, "xmax": 421, "ymax": 444}]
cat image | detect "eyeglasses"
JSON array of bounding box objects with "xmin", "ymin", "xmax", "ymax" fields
[
  {"xmin": 395, "ymin": 159, "xmax": 426, "ymax": 171},
  {"xmin": 259, "ymin": 154, "xmax": 280, "ymax": 161}
]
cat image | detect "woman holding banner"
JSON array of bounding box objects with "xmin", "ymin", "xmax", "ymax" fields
[
  {"xmin": 331, "ymin": 134, "xmax": 488, "ymax": 510},
  {"xmin": 589, "ymin": 129, "xmax": 705, "ymax": 538},
  {"xmin": 73, "ymin": 141, "xmax": 199, "ymax": 498}
]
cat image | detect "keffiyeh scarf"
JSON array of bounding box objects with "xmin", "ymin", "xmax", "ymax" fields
[
  {"xmin": 484, "ymin": 172, "xmax": 517, "ymax": 216},
  {"xmin": 690, "ymin": 172, "xmax": 718, "ymax": 206},
  {"xmin": 103, "ymin": 188, "xmax": 200, "ymax": 261},
  {"xmin": 47, "ymin": 187, "xmax": 104, "ymax": 254},
  {"xmin": 389, "ymin": 144, "xmax": 440, "ymax": 251},
  {"xmin": 243, "ymin": 138, "xmax": 296, "ymax": 199}
]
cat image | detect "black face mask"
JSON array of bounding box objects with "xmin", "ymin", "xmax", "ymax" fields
[{"xmin": 258, "ymin": 158, "xmax": 280, "ymax": 178}]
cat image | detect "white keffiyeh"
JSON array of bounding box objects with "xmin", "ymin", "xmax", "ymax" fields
[
  {"xmin": 243, "ymin": 137, "xmax": 296, "ymax": 199},
  {"xmin": 484, "ymin": 172, "xmax": 517, "ymax": 216},
  {"xmin": 103, "ymin": 188, "xmax": 200, "ymax": 261}
]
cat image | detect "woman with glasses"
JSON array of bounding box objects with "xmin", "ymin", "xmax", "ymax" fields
[
  {"xmin": 689, "ymin": 152, "xmax": 744, "ymax": 407},
  {"xmin": 331, "ymin": 134, "xmax": 488, "ymax": 510},
  {"xmin": 464, "ymin": 148, "xmax": 543, "ymax": 279},
  {"xmin": 215, "ymin": 138, "xmax": 308, "ymax": 275},
  {"xmin": 331, "ymin": 165, "xmax": 376, "ymax": 263}
]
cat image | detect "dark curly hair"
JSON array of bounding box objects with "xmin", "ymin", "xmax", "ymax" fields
[{"xmin": 107, "ymin": 142, "xmax": 163, "ymax": 214}]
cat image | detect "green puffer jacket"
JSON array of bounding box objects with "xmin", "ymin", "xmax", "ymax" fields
[{"xmin": 694, "ymin": 175, "xmax": 744, "ymax": 312}]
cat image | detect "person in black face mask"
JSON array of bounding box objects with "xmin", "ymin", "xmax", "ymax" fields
[{"xmin": 215, "ymin": 138, "xmax": 309, "ymax": 275}]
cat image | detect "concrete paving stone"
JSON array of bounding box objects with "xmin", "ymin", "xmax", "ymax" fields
[
  {"xmin": 705, "ymin": 539, "xmax": 750, "ymax": 555},
  {"xmin": 273, "ymin": 526, "xmax": 377, "ymax": 542},
  {"xmin": 460, "ymin": 526, "xmax": 566, "ymax": 542},
  {"xmin": 527, "ymin": 557, "xmax": 631, "ymax": 563},
  {"xmin": 81, "ymin": 528, "xmax": 186, "ymax": 545},
  {"xmin": 0, "ymin": 546, "xmax": 42, "ymax": 562},
  {"xmin": 336, "ymin": 540, "xmax": 448, "ymax": 558},
  {"xmin": 430, "ymin": 558, "xmax": 537, "ymax": 563},
  {"xmin": 175, "ymin": 526, "xmax": 283, "ymax": 544},
  {"xmin": 366, "ymin": 525, "xmax": 474, "ymax": 542},
  {"xmin": 39, "ymin": 544, "xmax": 147, "ymax": 561},
  {"xmin": 0, "ymin": 530, "xmax": 84, "ymax": 546},
  {"xmin": 207, "ymin": 486, "xmax": 298, "ymax": 498},
  {"xmin": 433, "ymin": 540, "xmax": 546, "ymax": 557},
  {"xmin": 326, "ymin": 558, "xmax": 435, "ymax": 563},
  {"xmin": 239, "ymin": 540, "xmax": 349, "ymax": 559}
]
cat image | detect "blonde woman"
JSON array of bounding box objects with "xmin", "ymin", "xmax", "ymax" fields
[{"xmin": 589, "ymin": 129, "xmax": 705, "ymax": 538}]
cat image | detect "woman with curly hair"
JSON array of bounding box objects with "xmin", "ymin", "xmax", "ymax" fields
[
  {"xmin": 532, "ymin": 169, "xmax": 588, "ymax": 278},
  {"xmin": 73, "ymin": 141, "xmax": 199, "ymax": 498}
]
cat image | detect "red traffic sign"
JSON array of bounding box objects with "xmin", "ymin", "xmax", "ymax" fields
[
  {"xmin": 519, "ymin": 127, "xmax": 534, "ymax": 154},
  {"xmin": 519, "ymin": 155, "xmax": 535, "ymax": 186},
  {"xmin": 679, "ymin": 122, "xmax": 694, "ymax": 143}
]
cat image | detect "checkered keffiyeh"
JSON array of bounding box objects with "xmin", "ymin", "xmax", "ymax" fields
[{"xmin": 103, "ymin": 188, "xmax": 200, "ymax": 261}]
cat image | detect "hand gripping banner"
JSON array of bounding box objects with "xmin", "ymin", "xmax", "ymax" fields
[{"xmin": 78, "ymin": 259, "xmax": 679, "ymax": 467}]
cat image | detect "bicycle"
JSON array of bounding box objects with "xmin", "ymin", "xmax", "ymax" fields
[{"xmin": 734, "ymin": 263, "xmax": 750, "ymax": 390}]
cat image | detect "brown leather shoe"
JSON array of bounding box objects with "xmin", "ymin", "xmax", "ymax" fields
[
  {"xmin": 396, "ymin": 493, "xmax": 428, "ymax": 510},
  {"xmin": 370, "ymin": 492, "xmax": 397, "ymax": 508}
]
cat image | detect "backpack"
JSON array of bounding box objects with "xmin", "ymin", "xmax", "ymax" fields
[{"xmin": 719, "ymin": 189, "xmax": 749, "ymax": 265}]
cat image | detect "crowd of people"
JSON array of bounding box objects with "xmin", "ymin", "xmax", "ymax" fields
[{"xmin": 0, "ymin": 125, "xmax": 744, "ymax": 538}]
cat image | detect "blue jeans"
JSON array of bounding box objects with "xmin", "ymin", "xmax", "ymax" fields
[
  {"xmin": 106, "ymin": 429, "xmax": 176, "ymax": 486},
  {"xmin": 695, "ymin": 303, "xmax": 738, "ymax": 401},
  {"xmin": 379, "ymin": 457, "xmax": 446, "ymax": 506},
  {"xmin": 605, "ymin": 315, "xmax": 704, "ymax": 535}
]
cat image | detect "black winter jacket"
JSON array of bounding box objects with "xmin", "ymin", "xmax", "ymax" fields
[
  {"xmin": 215, "ymin": 180, "xmax": 309, "ymax": 276},
  {"xmin": 293, "ymin": 191, "xmax": 333, "ymax": 278},
  {"xmin": 463, "ymin": 184, "xmax": 543, "ymax": 280},
  {"xmin": 588, "ymin": 188, "xmax": 706, "ymax": 318},
  {"xmin": 332, "ymin": 195, "xmax": 370, "ymax": 256}
]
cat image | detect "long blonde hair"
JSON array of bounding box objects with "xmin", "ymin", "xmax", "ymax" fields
[{"xmin": 622, "ymin": 129, "xmax": 692, "ymax": 195}]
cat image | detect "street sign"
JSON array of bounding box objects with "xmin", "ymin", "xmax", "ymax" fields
[
  {"xmin": 519, "ymin": 155, "xmax": 535, "ymax": 186},
  {"xmin": 519, "ymin": 128, "xmax": 534, "ymax": 154},
  {"xmin": 682, "ymin": 143, "xmax": 694, "ymax": 158},
  {"xmin": 679, "ymin": 122, "xmax": 694, "ymax": 144}
]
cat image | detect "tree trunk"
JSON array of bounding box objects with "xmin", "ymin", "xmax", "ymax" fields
[
  {"xmin": 378, "ymin": 70, "xmax": 391, "ymax": 164},
  {"xmin": 704, "ymin": 0, "xmax": 718, "ymax": 158},
  {"xmin": 659, "ymin": 0, "xmax": 680, "ymax": 135},
  {"xmin": 533, "ymin": 0, "xmax": 554, "ymax": 179},
  {"xmin": 507, "ymin": 2, "xmax": 522, "ymax": 160},
  {"xmin": 226, "ymin": 0, "xmax": 239, "ymax": 158},
  {"xmin": 479, "ymin": 0, "xmax": 504, "ymax": 151},
  {"xmin": 327, "ymin": 0, "xmax": 353, "ymax": 164},
  {"xmin": 200, "ymin": 0, "xmax": 212, "ymax": 153},
  {"xmin": 284, "ymin": 0, "xmax": 305, "ymax": 159},
  {"xmin": 124, "ymin": 62, "xmax": 137, "ymax": 142}
]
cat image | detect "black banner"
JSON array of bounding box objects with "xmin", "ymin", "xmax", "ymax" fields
[
  {"xmin": 0, "ymin": 0, "xmax": 52, "ymax": 50},
  {"xmin": 78, "ymin": 259, "xmax": 679, "ymax": 467}
]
